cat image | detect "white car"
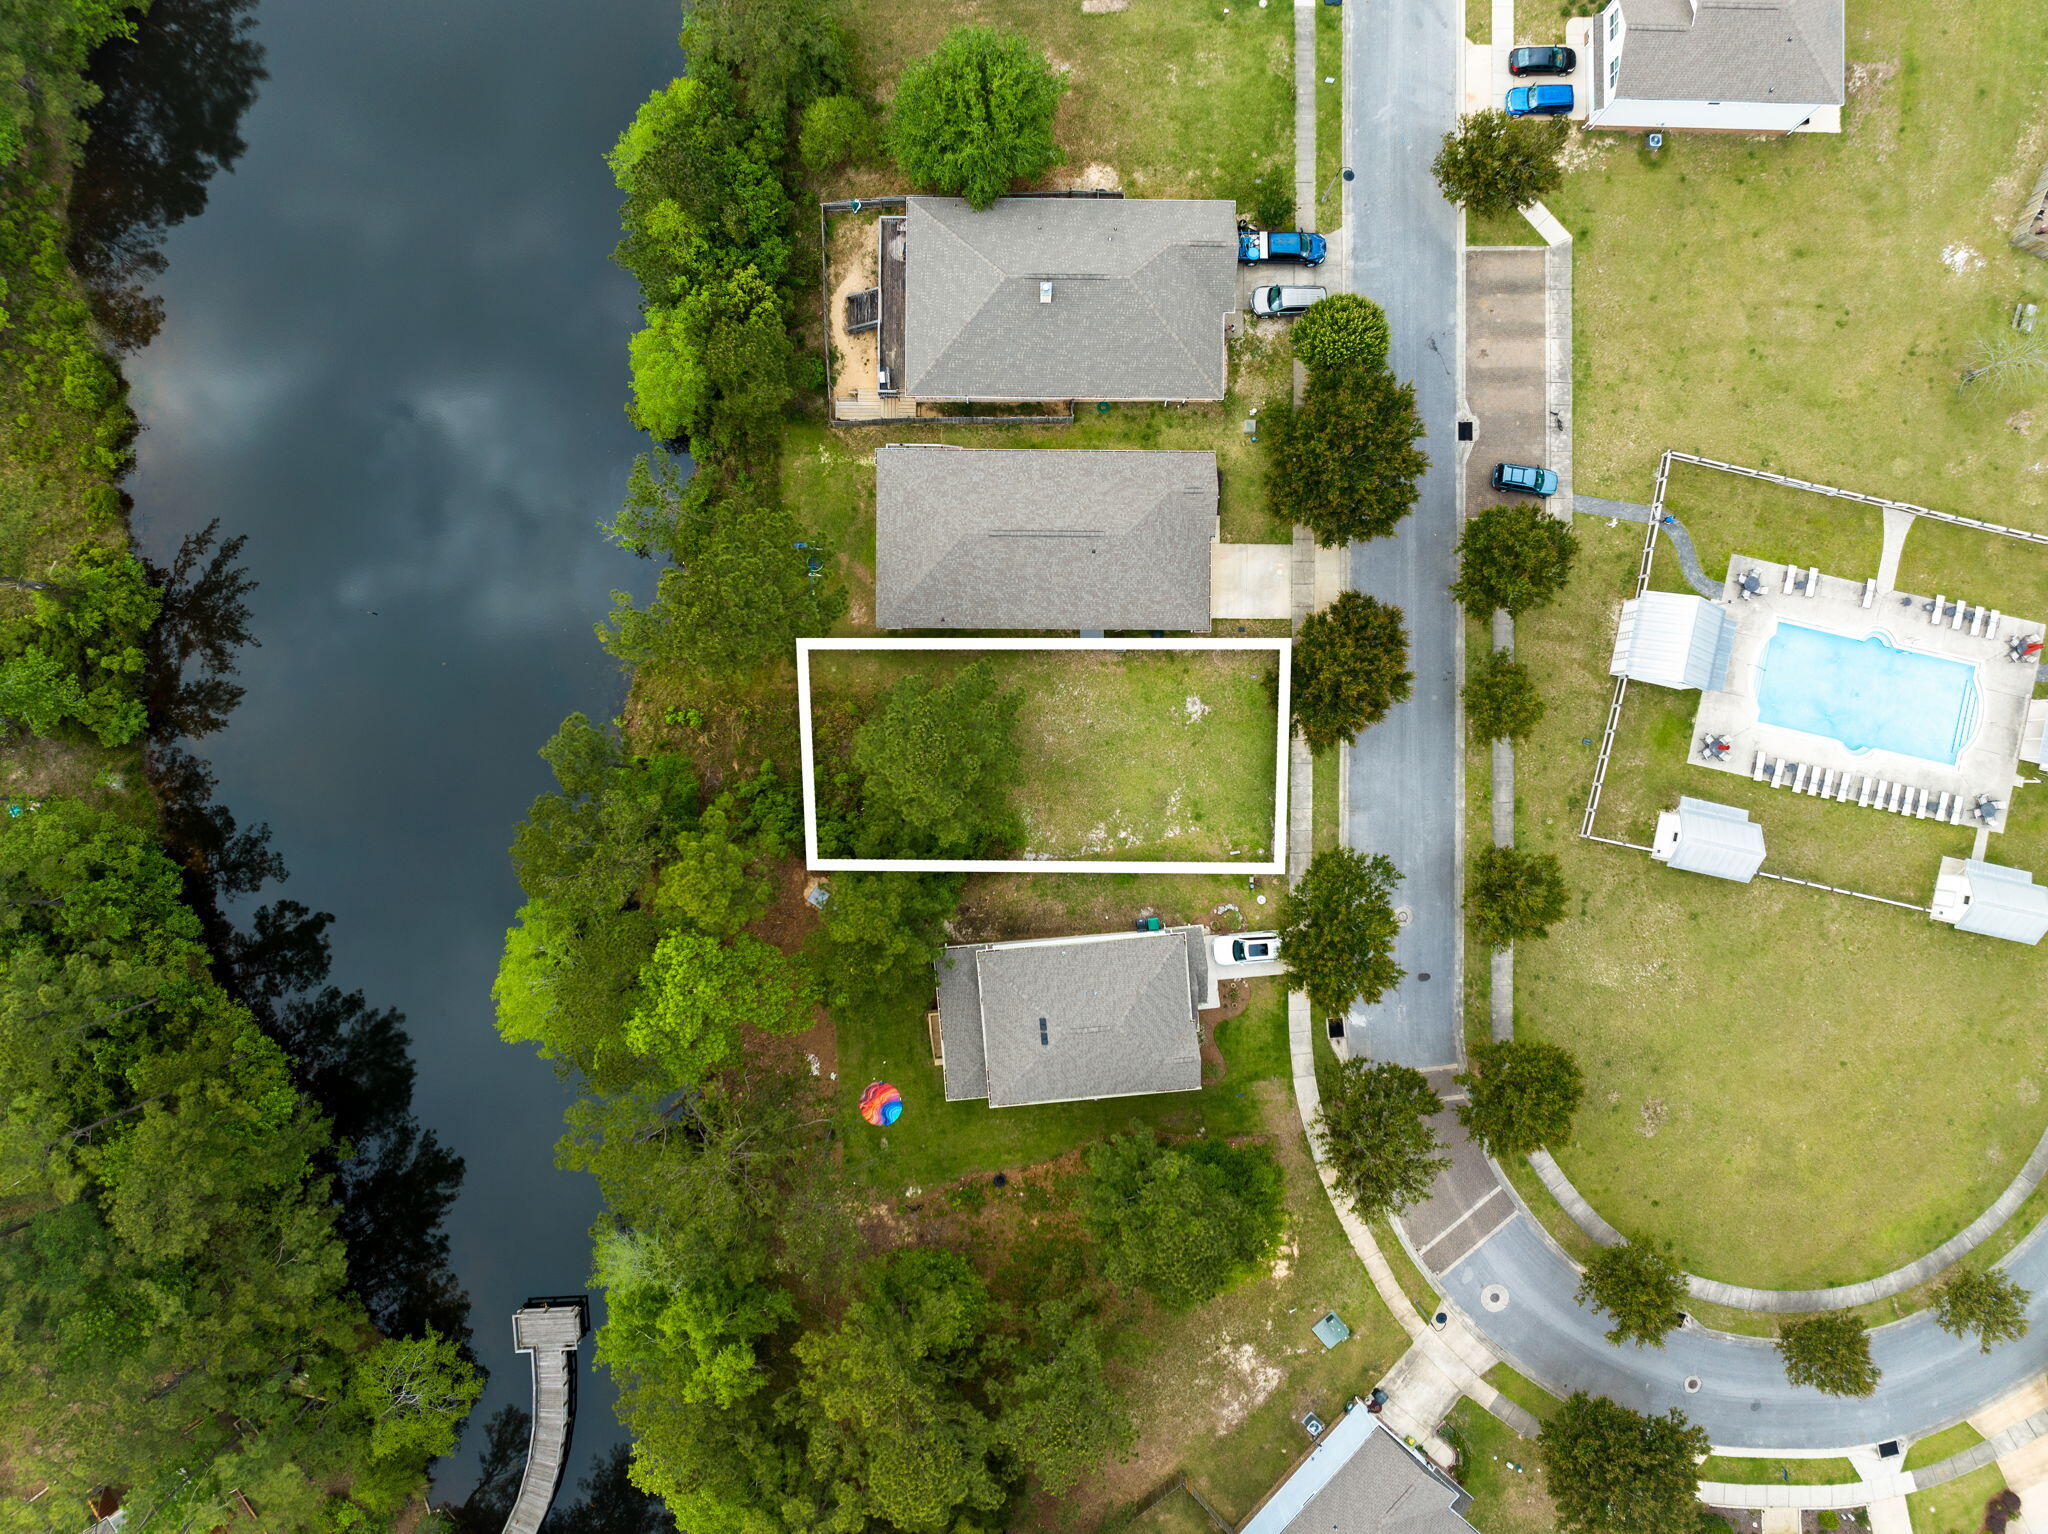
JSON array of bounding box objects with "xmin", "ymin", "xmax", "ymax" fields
[
  {"xmin": 1251, "ymin": 284, "xmax": 1325, "ymax": 317},
  {"xmin": 1213, "ymin": 931, "xmax": 1282, "ymax": 966}
]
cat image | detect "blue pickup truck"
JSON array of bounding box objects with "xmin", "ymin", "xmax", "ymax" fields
[{"xmin": 1238, "ymin": 229, "xmax": 1327, "ymax": 266}]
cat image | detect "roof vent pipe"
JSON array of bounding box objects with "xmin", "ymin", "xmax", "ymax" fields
[{"xmin": 1039, "ymin": 281, "xmax": 1054, "ymax": 303}]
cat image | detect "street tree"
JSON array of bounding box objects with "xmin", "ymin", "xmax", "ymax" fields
[
  {"xmin": 1431, "ymin": 108, "xmax": 1569, "ymax": 218},
  {"xmin": 1265, "ymin": 363, "xmax": 1429, "ymax": 546},
  {"xmin": 1456, "ymin": 1038, "xmax": 1583, "ymax": 1159},
  {"xmin": 1931, "ymin": 1266, "xmax": 2031, "ymax": 1354},
  {"xmin": 1312, "ymin": 1059, "xmax": 1446, "ymax": 1221},
  {"xmin": 1466, "ymin": 844, "xmax": 1570, "ymax": 947},
  {"xmin": 1776, "ymin": 1313, "xmax": 1880, "ymax": 1397},
  {"xmin": 1292, "ymin": 591, "xmax": 1414, "ymax": 750},
  {"xmin": 1277, "ymin": 847, "xmax": 1405, "ymax": 1017},
  {"xmin": 887, "ymin": 26, "xmax": 1065, "ymax": 209},
  {"xmin": 1575, "ymin": 1240, "xmax": 1689, "ymax": 1349},
  {"xmin": 1539, "ymin": 1393, "xmax": 1712, "ymax": 1534},
  {"xmin": 1451, "ymin": 503, "xmax": 1579, "ymax": 616},
  {"xmin": 1464, "ymin": 646, "xmax": 1544, "ymax": 742},
  {"xmin": 1290, "ymin": 292, "xmax": 1391, "ymax": 375}
]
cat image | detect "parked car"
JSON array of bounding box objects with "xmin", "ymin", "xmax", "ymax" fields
[
  {"xmin": 1491, "ymin": 462, "xmax": 1559, "ymax": 496},
  {"xmin": 1239, "ymin": 228, "xmax": 1328, "ymax": 266},
  {"xmin": 1507, "ymin": 45, "xmax": 1575, "ymax": 76},
  {"xmin": 1213, "ymin": 931, "xmax": 1282, "ymax": 967},
  {"xmin": 1506, "ymin": 84, "xmax": 1574, "ymax": 117},
  {"xmin": 1251, "ymin": 284, "xmax": 1326, "ymax": 317}
]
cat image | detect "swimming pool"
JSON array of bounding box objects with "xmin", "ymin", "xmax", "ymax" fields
[{"xmin": 1755, "ymin": 623, "xmax": 1979, "ymax": 764}]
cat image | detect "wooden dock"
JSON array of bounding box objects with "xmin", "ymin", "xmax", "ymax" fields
[{"xmin": 503, "ymin": 1296, "xmax": 589, "ymax": 1534}]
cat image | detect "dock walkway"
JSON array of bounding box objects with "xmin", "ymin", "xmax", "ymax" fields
[{"xmin": 504, "ymin": 1297, "xmax": 589, "ymax": 1534}]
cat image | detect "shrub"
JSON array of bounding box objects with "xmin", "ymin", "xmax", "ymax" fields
[
  {"xmin": 887, "ymin": 26, "xmax": 1066, "ymax": 209},
  {"xmin": 1291, "ymin": 293, "xmax": 1391, "ymax": 374},
  {"xmin": 799, "ymin": 94, "xmax": 876, "ymax": 174}
]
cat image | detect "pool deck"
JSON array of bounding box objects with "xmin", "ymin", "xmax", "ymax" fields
[{"xmin": 1685, "ymin": 556, "xmax": 2042, "ymax": 834}]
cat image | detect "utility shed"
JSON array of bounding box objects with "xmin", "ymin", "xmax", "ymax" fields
[
  {"xmin": 1610, "ymin": 591, "xmax": 1737, "ymax": 691},
  {"xmin": 1931, "ymin": 857, "xmax": 2048, "ymax": 945},
  {"xmin": 934, "ymin": 929, "xmax": 1210, "ymax": 1108},
  {"xmin": 875, "ymin": 445, "xmax": 1217, "ymax": 631},
  {"xmin": 1651, "ymin": 797, "xmax": 1766, "ymax": 882},
  {"xmin": 1238, "ymin": 1407, "xmax": 1479, "ymax": 1534}
]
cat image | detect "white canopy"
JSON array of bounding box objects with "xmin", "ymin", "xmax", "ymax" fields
[
  {"xmin": 1934, "ymin": 858, "xmax": 2048, "ymax": 945},
  {"xmin": 1652, "ymin": 797, "xmax": 1766, "ymax": 882},
  {"xmin": 1610, "ymin": 591, "xmax": 1737, "ymax": 691}
]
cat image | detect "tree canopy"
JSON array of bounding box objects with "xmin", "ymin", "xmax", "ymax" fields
[
  {"xmin": 1466, "ymin": 844, "xmax": 1570, "ymax": 947},
  {"xmin": 1292, "ymin": 591, "xmax": 1414, "ymax": 750},
  {"xmin": 1290, "ymin": 292, "xmax": 1390, "ymax": 374},
  {"xmin": 1078, "ymin": 1133, "xmax": 1285, "ymax": 1310},
  {"xmin": 1265, "ymin": 361, "xmax": 1430, "ymax": 547},
  {"xmin": 1464, "ymin": 646, "xmax": 1544, "ymax": 742},
  {"xmin": 841, "ymin": 660, "xmax": 1022, "ymax": 857},
  {"xmin": 1313, "ymin": 1060, "xmax": 1446, "ymax": 1222},
  {"xmin": 1451, "ymin": 503, "xmax": 1579, "ymax": 616},
  {"xmin": 1455, "ymin": 1038, "xmax": 1583, "ymax": 1159},
  {"xmin": 1776, "ymin": 1313, "xmax": 1880, "ymax": 1397},
  {"xmin": 1575, "ymin": 1240, "xmax": 1689, "ymax": 1349},
  {"xmin": 886, "ymin": 25, "xmax": 1066, "ymax": 209},
  {"xmin": 1539, "ymin": 1393, "xmax": 1713, "ymax": 1534},
  {"xmin": 1931, "ymin": 1266, "xmax": 2031, "ymax": 1355},
  {"xmin": 799, "ymin": 94, "xmax": 876, "ymax": 173},
  {"xmin": 0, "ymin": 540, "xmax": 160, "ymax": 744},
  {"xmin": 1277, "ymin": 847, "xmax": 1405, "ymax": 1017},
  {"xmin": 1431, "ymin": 108, "xmax": 1569, "ymax": 218}
]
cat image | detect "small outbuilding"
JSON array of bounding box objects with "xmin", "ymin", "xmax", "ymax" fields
[
  {"xmin": 1931, "ymin": 857, "xmax": 2048, "ymax": 945},
  {"xmin": 1651, "ymin": 797, "xmax": 1766, "ymax": 883},
  {"xmin": 1610, "ymin": 591, "xmax": 1737, "ymax": 691}
]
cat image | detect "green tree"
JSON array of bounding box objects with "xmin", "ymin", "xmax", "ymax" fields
[
  {"xmin": 1431, "ymin": 108, "xmax": 1569, "ymax": 218},
  {"xmin": 990, "ymin": 1300, "xmax": 1134, "ymax": 1494},
  {"xmin": 1464, "ymin": 647, "xmax": 1544, "ymax": 742},
  {"xmin": 1312, "ymin": 1059, "xmax": 1446, "ymax": 1221},
  {"xmin": 625, "ymin": 931, "xmax": 818, "ymax": 1086},
  {"xmin": 682, "ymin": 0, "xmax": 856, "ymax": 133},
  {"xmin": 809, "ymin": 872, "xmax": 965, "ymax": 1012},
  {"xmin": 1264, "ymin": 363, "xmax": 1429, "ymax": 547},
  {"xmin": 1277, "ymin": 847, "xmax": 1405, "ymax": 1018},
  {"xmin": 351, "ymin": 1329, "xmax": 484, "ymax": 1463},
  {"xmin": 887, "ymin": 25, "xmax": 1066, "ymax": 209},
  {"xmin": 1292, "ymin": 591, "xmax": 1413, "ymax": 750},
  {"xmin": 658, "ymin": 806, "xmax": 777, "ymax": 939},
  {"xmin": 1931, "ymin": 1266, "xmax": 2031, "ymax": 1354},
  {"xmin": 800, "ymin": 94, "xmax": 877, "ymax": 174},
  {"xmin": 1451, "ymin": 503, "xmax": 1578, "ymax": 616},
  {"xmin": 0, "ymin": 541, "xmax": 162, "ymax": 745},
  {"xmin": 1539, "ymin": 1393, "xmax": 1711, "ymax": 1534},
  {"xmin": 1290, "ymin": 292, "xmax": 1390, "ymax": 374},
  {"xmin": 1575, "ymin": 1240, "xmax": 1689, "ymax": 1349},
  {"xmin": 1776, "ymin": 1313, "xmax": 1879, "ymax": 1397},
  {"xmin": 849, "ymin": 660, "xmax": 1021, "ymax": 856},
  {"xmin": 1467, "ymin": 844, "xmax": 1570, "ymax": 947},
  {"xmin": 1079, "ymin": 1134, "xmax": 1285, "ymax": 1310},
  {"xmin": 1455, "ymin": 1038, "xmax": 1583, "ymax": 1159}
]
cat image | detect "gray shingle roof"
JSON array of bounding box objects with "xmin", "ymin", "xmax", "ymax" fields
[
  {"xmin": 935, "ymin": 930, "xmax": 1203, "ymax": 1108},
  {"xmin": 874, "ymin": 445, "xmax": 1217, "ymax": 631},
  {"xmin": 902, "ymin": 197, "xmax": 1238, "ymax": 401},
  {"xmin": 1616, "ymin": 0, "xmax": 1844, "ymax": 107},
  {"xmin": 1241, "ymin": 1411, "xmax": 1478, "ymax": 1534}
]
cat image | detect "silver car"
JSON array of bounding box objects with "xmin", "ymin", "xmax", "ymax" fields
[{"xmin": 1251, "ymin": 284, "xmax": 1326, "ymax": 317}]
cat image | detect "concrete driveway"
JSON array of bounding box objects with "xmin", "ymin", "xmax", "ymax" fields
[{"xmin": 1462, "ymin": 248, "xmax": 1550, "ymax": 516}]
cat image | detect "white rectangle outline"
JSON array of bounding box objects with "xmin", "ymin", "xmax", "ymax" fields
[{"xmin": 797, "ymin": 637, "xmax": 1292, "ymax": 874}]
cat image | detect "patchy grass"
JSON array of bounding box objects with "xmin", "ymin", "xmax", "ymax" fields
[
  {"xmin": 1907, "ymin": 1422, "xmax": 1988, "ymax": 1472},
  {"xmin": 1907, "ymin": 1463, "xmax": 2009, "ymax": 1534},
  {"xmin": 1553, "ymin": 0, "xmax": 2048, "ymax": 529},
  {"xmin": 809, "ymin": 646, "xmax": 1283, "ymax": 861},
  {"xmin": 1482, "ymin": 1363, "xmax": 1560, "ymax": 1425},
  {"xmin": 837, "ymin": 0, "xmax": 1293, "ymax": 205},
  {"xmin": 954, "ymin": 867, "xmax": 1286, "ymax": 942},
  {"xmin": 1442, "ymin": 1401, "xmax": 1555, "ymax": 1534},
  {"xmin": 1119, "ymin": 1486, "xmax": 1218, "ymax": 1534},
  {"xmin": 1510, "ymin": 521, "xmax": 2048, "ymax": 1290},
  {"xmin": 1700, "ymin": 1456, "xmax": 1859, "ymax": 1487},
  {"xmin": 1467, "ymin": 207, "xmax": 1545, "ymax": 248},
  {"xmin": 1369, "ymin": 1217, "xmax": 1439, "ymax": 1321}
]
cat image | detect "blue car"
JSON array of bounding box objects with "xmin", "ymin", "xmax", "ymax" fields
[
  {"xmin": 1492, "ymin": 462, "xmax": 1559, "ymax": 496},
  {"xmin": 1506, "ymin": 84, "xmax": 1573, "ymax": 117},
  {"xmin": 1238, "ymin": 229, "xmax": 1327, "ymax": 266}
]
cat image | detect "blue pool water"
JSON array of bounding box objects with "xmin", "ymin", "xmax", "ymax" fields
[{"xmin": 1755, "ymin": 623, "xmax": 1979, "ymax": 764}]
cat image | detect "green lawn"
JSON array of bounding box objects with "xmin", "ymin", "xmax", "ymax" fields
[
  {"xmin": 1482, "ymin": 1363, "xmax": 1559, "ymax": 1425},
  {"xmin": 1511, "ymin": 522, "xmax": 2048, "ymax": 1289},
  {"xmin": 1907, "ymin": 1463, "xmax": 2009, "ymax": 1534},
  {"xmin": 809, "ymin": 647, "xmax": 1282, "ymax": 862},
  {"xmin": 1906, "ymin": 1422, "xmax": 1988, "ymax": 1473},
  {"xmin": 1442, "ymin": 1400, "xmax": 1555, "ymax": 1534},
  {"xmin": 1467, "ymin": 207, "xmax": 1545, "ymax": 248},
  {"xmin": 1315, "ymin": 0, "xmax": 1342, "ymax": 232},
  {"xmin": 1553, "ymin": 0, "xmax": 2048, "ymax": 527},
  {"xmin": 1700, "ymin": 1456, "xmax": 1859, "ymax": 1487},
  {"xmin": 1312, "ymin": 747, "xmax": 1338, "ymax": 854}
]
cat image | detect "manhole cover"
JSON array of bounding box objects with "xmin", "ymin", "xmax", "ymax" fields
[
  {"xmin": 1395, "ymin": 906, "xmax": 1413, "ymax": 926},
  {"xmin": 1481, "ymin": 1285, "xmax": 1509, "ymax": 1313},
  {"xmin": 1683, "ymin": 1376, "xmax": 1702, "ymax": 1394}
]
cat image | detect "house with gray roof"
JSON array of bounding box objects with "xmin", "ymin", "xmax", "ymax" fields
[
  {"xmin": 875, "ymin": 445, "xmax": 1217, "ymax": 631},
  {"xmin": 1239, "ymin": 1406, "xmax": 1478, "ymax": 1534},
  {"xmin": 935, "ymin": 928, "xmax": 1214, "ymax": 1108},
  {"xmin": 878, "ymin": 196, "xmax": 1238, "ymax": 403},
  {"xmin": 1582, "ymin": 0, "xmax": 1844, "ymax": 134}
]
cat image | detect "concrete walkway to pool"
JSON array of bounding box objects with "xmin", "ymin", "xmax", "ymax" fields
[{"xmin": 1576, "ymin": 495, "xmax": 1720, "ymax": 598}]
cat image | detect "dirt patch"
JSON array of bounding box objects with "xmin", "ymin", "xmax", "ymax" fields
[
  {"xmin": 1080, "ymin": 0, "xmax": 1130, "ymax": 12},
  {"xmin": 1846, "ymin": 59, "xmax": 1899, "ymax": 99},
  {"xmin": 827, "ymin": 213, "xmax": 880, "ymax": 402}
]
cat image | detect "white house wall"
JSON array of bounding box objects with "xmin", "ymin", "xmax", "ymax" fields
[{"xmin": 1588, "ymin": 97, "xmax": 1830, "ymax": 132}]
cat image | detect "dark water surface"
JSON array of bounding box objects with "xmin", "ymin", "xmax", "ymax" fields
[{"xmin": 125, "ymin": 0, "xmax": 675, "ymax": 1494}]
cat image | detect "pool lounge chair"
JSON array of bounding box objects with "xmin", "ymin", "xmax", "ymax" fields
[
  {"xmin": 1859, "ymin": 777, "xmax": 1877, "ymax": 808},
  {"xmin": 1861, "ymin": 578, "xmax": 1877, "ymax": 609}
]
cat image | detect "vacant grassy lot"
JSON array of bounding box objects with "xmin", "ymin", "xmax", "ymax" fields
[
  {"xmin": 1442, "ymin": 1401, "xmax": 1555, "ymax": 1534},
  {"xmin": 1553, "ymin": 0, "xmax": 2048, "ymax": 526},
  {"xmin": 810, "ymin": 647, "xmax": 1282, "ymax": 861},
  {"xmin": 1907, "ymin": 1463, "xmax": 2009, "ymax": 1534},
  {"xmin": 1511, "ymin": 523, "xmax": 2048, "ymax": 1289}
]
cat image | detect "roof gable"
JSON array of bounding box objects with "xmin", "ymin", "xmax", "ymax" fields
[{"xmin": 1615, "ymin": 0, "xmax": 1845, "ymax": 107}]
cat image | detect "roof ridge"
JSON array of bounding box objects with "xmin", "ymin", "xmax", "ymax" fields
[
  {"xmin": 1128, "ymin": 244, "xmax": 1218, "ymax": 395},
  {"xmin": 905, "ymin": 202, "xmax": 1010, "ymax": 394}
]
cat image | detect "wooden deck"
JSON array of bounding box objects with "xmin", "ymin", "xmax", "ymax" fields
[{"xmin": 503, "ymin": 1297, "xmax": 589, "ymax": 1534}]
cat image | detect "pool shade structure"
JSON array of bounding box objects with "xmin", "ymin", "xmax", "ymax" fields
[
  {"xmin": 1651, "ymin": 797, "xmax": 1766, "ymax": 882},
  {"xmin": 1610, "ymin": 592, "xmax": 1737, "ymax": 691},
  {"xmin": 1931, "ymin": 857, "xmax": 2048, "ymax": 945}
]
